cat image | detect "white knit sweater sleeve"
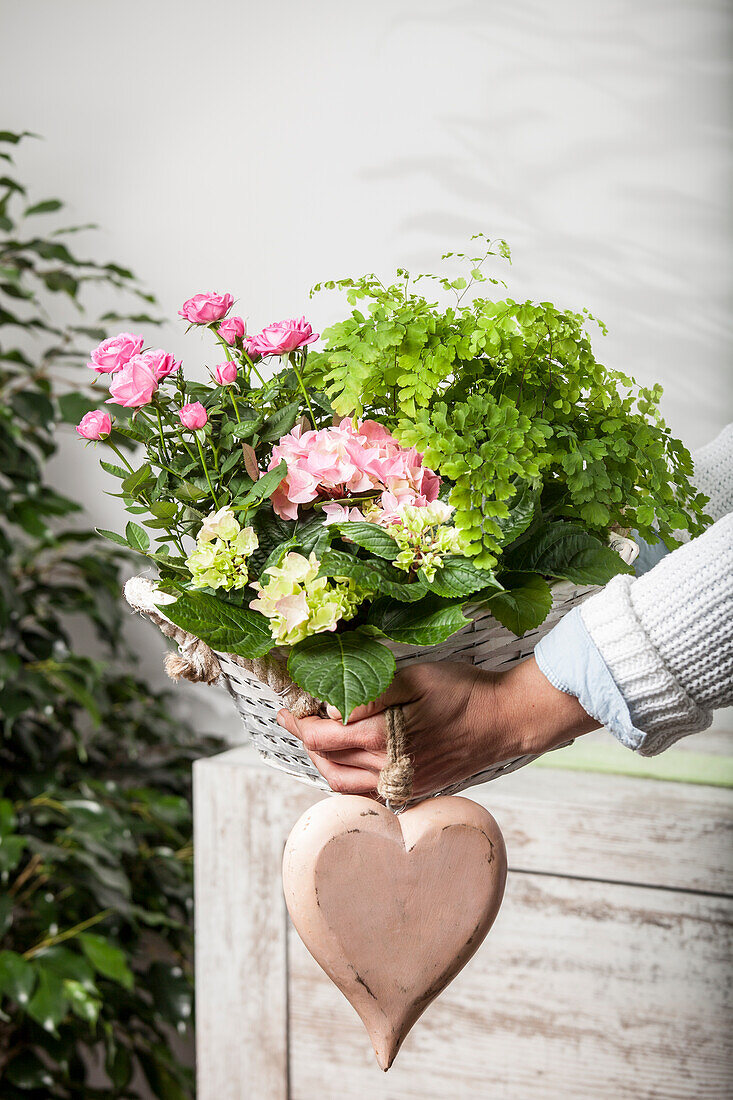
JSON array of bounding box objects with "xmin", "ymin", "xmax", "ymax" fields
[{"xmin": 578, "ymin": 424, "xmax": 733, "ymax": 756}]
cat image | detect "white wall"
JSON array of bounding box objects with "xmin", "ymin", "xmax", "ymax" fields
[{"xmin": 2, "ymin": 0, "xmax": 731, "ymax": 739}]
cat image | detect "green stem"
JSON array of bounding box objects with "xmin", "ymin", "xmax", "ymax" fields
[
  {"xmin": 154, "ymin": 404, "xmax": 168, "ymax": 460},
  {"xmin": 230, "ymin": 391, "xmax": 241, "ymax": 423},
  {"xmin": 194, "ymin": 433, "xmax": 219, "ymax": 508},
  {"xmin": 290, "ymin": 351, "xmax": 316, "ymax": 427},
  {"xmin": 241, "ymin": 347, "xmax": 267, "ymax": 388},
  {"xmin": 106, "ymin": 440, "xmax": 134, "ymax": 473},
  {"xmin": 24, "ymin": 908, "xmax": 113, "ymax": 959}
]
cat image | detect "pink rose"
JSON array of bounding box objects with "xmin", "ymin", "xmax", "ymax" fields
[
  {"xmin": 218, "ymin": 316, "xmax": 246, "ymax": 345},
  {"xmin": 178, "ymin": 401, "xmax": 208, "ymax": 429},
  {"xmin": 76, "ymin": 410, "xmax": 112, "ymax": 440},
  {"xmin": 141, "ymin": 348, "xmax": 181, "ymax": 380},
  {"xmin": 241, "ymin": 336, "xmax": 262, "ymax": 363},
  {"xmin": 215, "ymin": 361, "xmax": 238, "ymax": 385},
  {"xmin": 178, "ymin": 292, "xmax": 234, "ymax": 324},
  {"xmin": 87, "ymin": 332, "xmax": 144, "ymax": 374},
  {"xmin": 106, "ymin": 356, "xmax": 158, "ymax": 408},
  {"xmin": 248, "ymin": 316, "xmax": 319, "ymax": 357}
]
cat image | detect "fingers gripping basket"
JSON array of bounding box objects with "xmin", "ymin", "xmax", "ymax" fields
[{"xmin": 125, "ymin": 535, "xmax": 636, "ymax": 802}]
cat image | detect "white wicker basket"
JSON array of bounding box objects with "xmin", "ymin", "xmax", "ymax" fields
[
  {"xmin": 126, "ymin": 536, "xmax": 636, "ymax": 802},
  {"xmin": 212, "ymin": 534, "xmax": 637, "ymax": 800}
]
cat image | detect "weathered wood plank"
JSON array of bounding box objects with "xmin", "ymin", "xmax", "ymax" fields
[
  {"xmin": 193, "ymin": 757, "xmax": 294, "ymax": 1100},
  {"xmin": 194, "ymin": 749, "xmax": 733, "ymax": 1098},
  {"xmin": 471, "ymin": 766, "xmax": 733, "ymax": 896},
  {"xmin": 288, "ymin": 872, "xmax": 733, "ymax": 1099},
  {"xmin": 199, "ymin": 748, "xmax": 733, "ymax": 895}
]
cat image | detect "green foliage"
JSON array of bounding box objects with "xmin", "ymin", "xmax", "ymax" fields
[
  {"xmin": 81, "ymin": 232, "xmax": 709, "ymax": 718},
  {"xmin": 306, "ymin": 235, "xmax": 710, "ymax": 566},
  {"xmin": 0, "ymin": 131, "xmax": 219, "ymax": 1098},
  {"xmin": 486, "ymin": 573, "xmax": 554, "ymax": 635},
  {"xmin": 158, "ymin": 590, "xmax": 276, "ymax": 659},
  {"xmin": 287, "ymin": 630, "xmax": 396, "ymax": 719}
]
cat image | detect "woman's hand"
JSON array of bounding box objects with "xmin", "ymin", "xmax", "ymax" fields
[{"xmin": 276, "ymin": 656, "xmax": 600, "ymax": 798}]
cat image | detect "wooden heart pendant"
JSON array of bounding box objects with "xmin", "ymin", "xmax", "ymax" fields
[{"xmin": 282, "ymin": 794, "xmax": 507, "ymax": 1070}]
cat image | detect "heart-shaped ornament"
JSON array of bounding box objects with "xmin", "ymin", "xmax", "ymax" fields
[{"xmin": 282, "ymin": 794, "xmax": 507, "ymax": 1070}]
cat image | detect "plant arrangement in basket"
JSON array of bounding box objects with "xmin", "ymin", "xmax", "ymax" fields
[{"xmin": 80, "ymin": 237, "xmax": 709, "ymax": 719}]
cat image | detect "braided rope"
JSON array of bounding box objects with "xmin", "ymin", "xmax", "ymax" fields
[{"xmin": 376, "ymin": 705, "xmax": 413, "ymax": 807}]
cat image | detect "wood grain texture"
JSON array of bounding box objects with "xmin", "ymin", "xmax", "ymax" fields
[
  {"xmin": 194, "ymin": 748, "xmax": 732, "ymax": 1099},
  {"xmin": 288, "ymin": 874, "xmax": 733, "ymax": 1099},
  {"xmin": 472, "ymin": 766, "xmax": 733, "ymax": 895},
  {"xmin": 193, "ymin": 757, "xmax": 294, "ymax": 1100}
]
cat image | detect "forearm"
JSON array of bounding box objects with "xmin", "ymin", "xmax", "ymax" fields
[
  {"xmin": 536, "ymin": 513, "xmax": 733, "ymax": 755},
  {"xmin": 471, "ymin": 657, "xmax": 600, "ymax": 765}
]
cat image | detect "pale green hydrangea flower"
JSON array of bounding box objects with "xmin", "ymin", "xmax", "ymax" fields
[
  {"xmin": 367, "ymin": 500, "xmax": 465, "ymax": 580},
  {"xmin": 251, "ymin": 551, "xmax": 366, "ymax": 646},
  {"xmin": 186, "ymin": 506, "xmax": 258, "ymax": 591}
]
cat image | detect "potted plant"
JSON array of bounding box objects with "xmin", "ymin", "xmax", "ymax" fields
[{"xmin": 80, "ymin": 236, "xmax": 708, "ymax": 795}]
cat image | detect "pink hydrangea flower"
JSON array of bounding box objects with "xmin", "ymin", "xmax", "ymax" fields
[
  {"xmin": 218, "ymin": 316, "xmax": 246, "ymax": 344},
  {"xmin": 248, "ymin": 316, "xmax": 319, "ymax": 357},
  {"xmin": 268, "ymin": 419, "xmax": 440, "ymax": 522},
  {"xmin": 76, "ymin": 410, "xmax": 112, "ymax": 440},
  {"xmin": 215, "ymin": 361, "xmax": 238, "ymax": 385},
  {"xmin": 179, "ymin": 292, "xmax": 234, "ymax": 324},
  {"xmin": 106, "ymin": 356, "xmax": 158, "ymax": 407},
  {"xmin": 322, "ymin": 504, "xmax": 366, "ymax": 525},
  {"xmin": 140, "ymin": 348, "xmax": 181, "ymax": 380},
  {"xmin": 87, "ymin": 332, "xmax": 144, "ymax": 374},
  {"xmin": 178, "ymin": 401, "xmax": 208, "ymax": 429}
]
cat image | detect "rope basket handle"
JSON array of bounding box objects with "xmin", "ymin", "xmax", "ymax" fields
[
  {"xmin": 124, "ymin": 576, "xmax": 411, "ymax": 809},
  {"xmin": 377, "ymin": 706, "xmax": 413, "ymax": 809}
]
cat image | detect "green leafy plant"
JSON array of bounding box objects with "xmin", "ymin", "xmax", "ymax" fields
[
  {"xmin": 306, "ymin": 236, "xmax": 709, "ymax": 564},
  {"xmin": 0, "ymin": 130, "xmax": 220, "ymax": 1098},
  {"xmin": 78, "ymin": 238, "xmax": 708, "ymax": 721}
]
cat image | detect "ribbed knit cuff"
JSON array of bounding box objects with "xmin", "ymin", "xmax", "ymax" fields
[{"xmin": 580, "ymin": 576, "xmax": 710, "ymax": 756}]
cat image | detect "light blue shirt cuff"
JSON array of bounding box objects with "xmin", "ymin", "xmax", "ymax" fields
[{"xmin": 534, "ymin": 606, "xmax": 647, "ymax": 751}]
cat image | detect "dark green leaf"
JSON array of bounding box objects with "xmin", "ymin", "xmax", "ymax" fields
[
  {"xmin": 148, "ymin": 962, "xmax": 192, "ymax": 1027},
  {"xmin": 367, "ymin": 596, "xmax": 471, "ymax": 645},
  {"xmin": 493, "ymin": 482, "xmax": 540, "ymax": 545},
  {"xmin": 121, "ymin": 463, "xmax": 153, "ymax": 499},
  {"xmin": 5, "ymin": 1050, "xmax": 56, "ymax": 1090},
  {"xmin": 96, "ymin": 528, "xmax": 129, "ymax": 548},
  {"xmin": 159, "ymin": 591, "xmax": 275, "ymax": 659},
  {"xmin": 422, "ymin": 556, "xmax": 501, "ymax": 598},
  {"xmin": 58, "ymin": 390, "xmax": 95, "ymax": 425},
  {"xmin": 78, "ymin": 933, "xmax": 134, "ymax": 990},
  {"xmin": 488, "ymin": 573, "xmax": 553, "ymax": 635},
  {"xmin": 27, "ymin": 969, "xmax": 68, "ymax": 1033},
  {"xmin": 25, "ymin": 199, "xmax": 63, "ymax": 215},
  {"xmin": 233, "ymin": 460, "xmax": 287, "ymax": 513},
  {"xmin": 318, "ymin": 548, "xmax": 427, "ymax": 603},
  {"xmin": 333, "ymin": 521, "xmax": 399, "ymax": 560},
  {"xmin": 258, "ymin": 400, "xmax": 300, "ymax": 441},
  {"xmin": 288, "ymin": 629, "xmax": 396, "ymax": 717},
  {"xmin": 0, "ymin": 950, "xmax": 36, "ymax": 1006},
  {"xmin": 507, "ymin": 522, "xmax": 633, "ymax": 585}
]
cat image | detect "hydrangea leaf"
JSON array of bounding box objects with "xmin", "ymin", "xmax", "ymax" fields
[
  {"xmin": 366, "ymin": 596, "xmax": 471, "ymax": 645},
  {"xmin": 318, "ymin": 548, "xmax": 427, "ymax": 602},
  {"xmin": 421, "ymin": 556, "xmax": 502, "ymax": 598},
  {"xmin": 288, "ymin": 629, "xmax": 396, "ymax": 718},
  {"xmin": 332, "ymin": 520, "xmax": 400, "ymax": 560},
  {"xmin": 487, "ymin": 573, "xmax": 553, "ymax": 635},
  {"xmin": 507, "ymin": 522, "xmax": 633, "ymax": 586},
  {"xmin": 158, "ymin": 591, "xmax": 275, "ymax": 659}
]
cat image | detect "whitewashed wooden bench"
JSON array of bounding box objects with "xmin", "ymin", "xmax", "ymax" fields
[{"xmin": 193, "ymin": 736, "xmax": 733, "ymax": 1099}]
